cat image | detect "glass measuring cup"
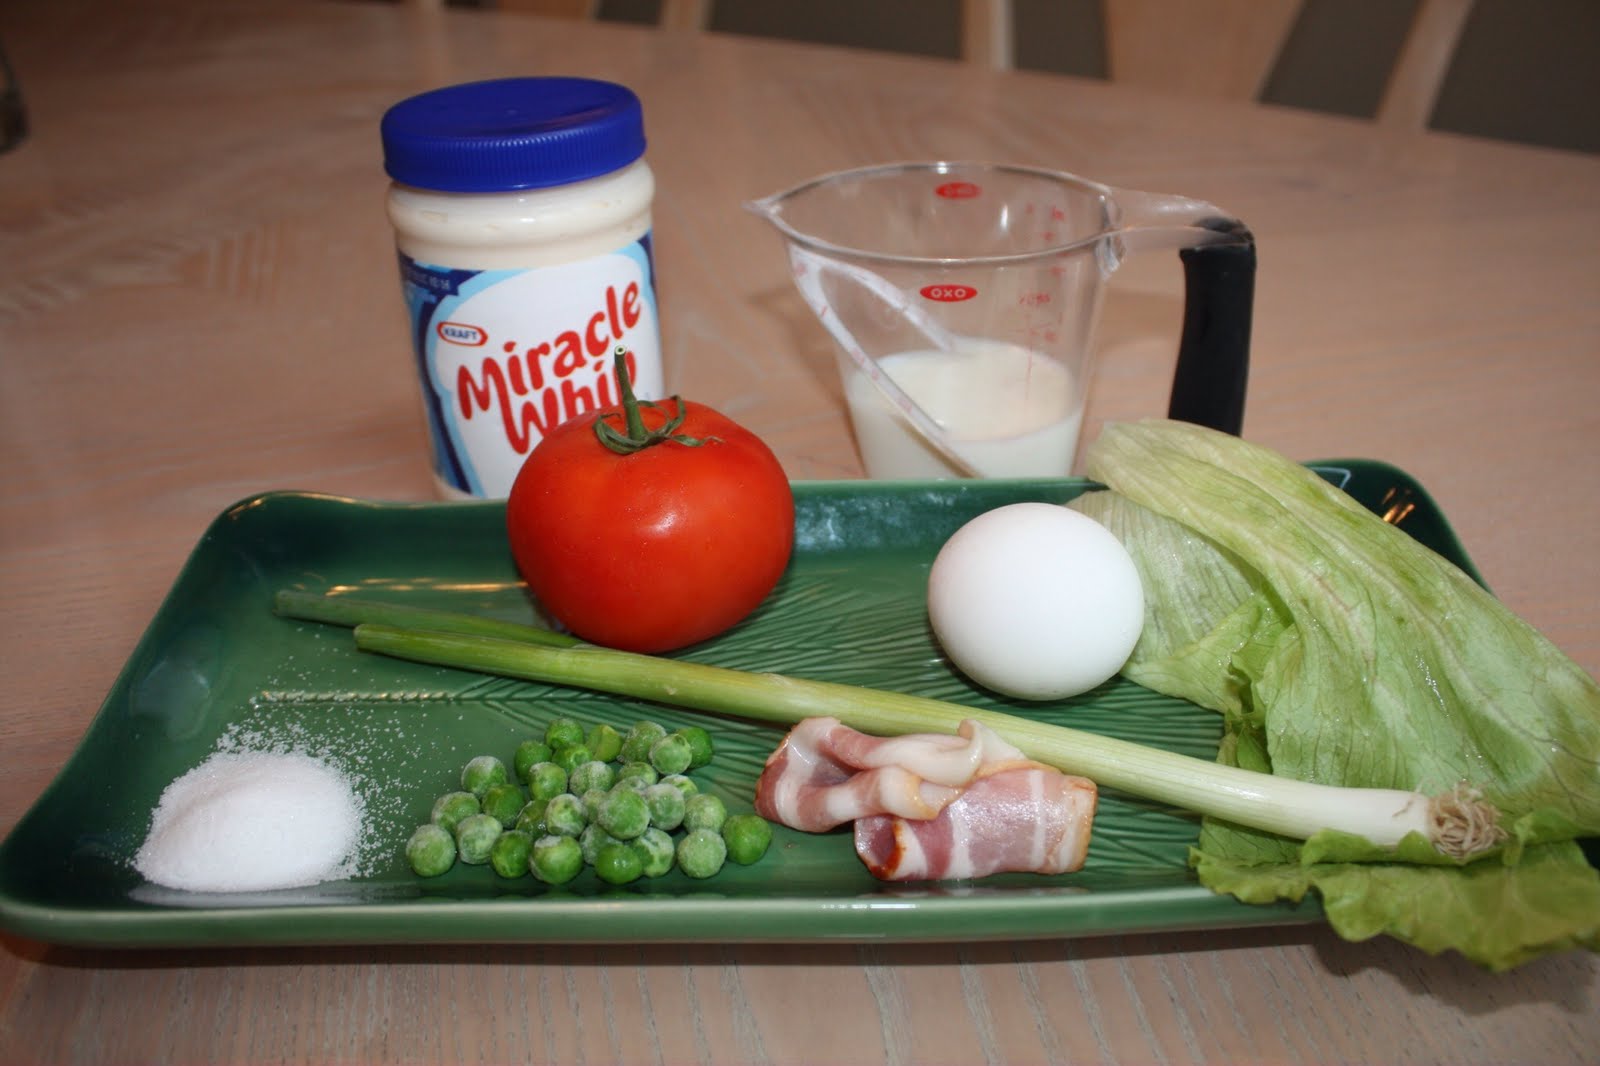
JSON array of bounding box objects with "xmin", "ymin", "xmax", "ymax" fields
[{"xmin": 748, "ymin": 162, "xmax": 1254, "ymax": 478}]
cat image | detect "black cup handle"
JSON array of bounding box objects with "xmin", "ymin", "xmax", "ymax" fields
[{"xmin": 1167, "ymin": 218, "xmax": 1255, "ymax": 436}]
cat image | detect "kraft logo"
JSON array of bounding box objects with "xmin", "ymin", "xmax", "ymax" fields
[
  {"xmin": 920, "ymin": 284, "xmax": 979, "ymax": 302},
  {"xmin": 935, "ymin": 181, "xmax": 981, "ymax": 199},
  {"xmin": 437, "ymin": 321, "xmax": 488, "ymax": 346}
]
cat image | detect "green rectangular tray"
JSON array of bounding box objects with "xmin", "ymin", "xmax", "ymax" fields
[{"xmin": 0, "ymin": 465, "xmax": 1478, "ymax": 947}]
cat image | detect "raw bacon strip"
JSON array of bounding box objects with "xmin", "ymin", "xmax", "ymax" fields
[
  {"xmin": 813, "ymin": 720, "xmax": 1031, "ymax": 787},
  {"xmin": 754, "ymin": 717, "xmax": 972, "ymax": 832},
  {"xmin": 756, "ymin": 716, "xmax": 1099, "ymax": 880},
  {"xmin": 854, "ymin": 765, "xmax": 1098, "ymax": 881}
]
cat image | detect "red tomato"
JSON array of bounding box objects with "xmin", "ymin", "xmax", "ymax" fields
[{"xmin": 506, "ymin": 383, "xmax": 795, "ymax": 654}]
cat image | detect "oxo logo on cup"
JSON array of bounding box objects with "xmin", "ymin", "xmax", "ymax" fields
[
  {"xmin": 936, "ymin": 181, "xmax": 981, "ymax": 199},
  {"xmin": 425, "ymin": 252, "xmax": 663, "ymax": 495},
  {"xmin": 920, "ymin": 283, "xmax": 979, "ymax": 302}
]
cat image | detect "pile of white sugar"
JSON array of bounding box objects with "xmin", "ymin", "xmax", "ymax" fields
[{"xmin": 134, "ymin": 751, "xmax": 365, "ymax": 893}]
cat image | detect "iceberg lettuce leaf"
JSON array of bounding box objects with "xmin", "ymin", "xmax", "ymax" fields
[
  {"xmin": 1071, "ymin": 419, "xmax": 1600, "ymax": 968},
  {"xmin": 1192, "ymin": 837, "xmax": 1600, "ymax": 972}
]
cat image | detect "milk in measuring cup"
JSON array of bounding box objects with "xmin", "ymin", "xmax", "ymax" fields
[{"xmin": 844, "ymin": 342, "xmax": 1083, "ymax": 479}]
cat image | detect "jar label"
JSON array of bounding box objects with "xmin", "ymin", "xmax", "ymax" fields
[{"xmin": 398, "ymin": 237, "xmax": 663, "ymax": 496}]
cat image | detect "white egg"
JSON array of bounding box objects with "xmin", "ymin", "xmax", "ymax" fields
[{"xmin": 927, "ymin": 502, "xmax": 1145, "ymax": 701}]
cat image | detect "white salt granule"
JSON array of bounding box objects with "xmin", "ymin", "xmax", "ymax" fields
[{"xmin": 134, "ymin": 752, "xmax": 364, "ymax": 892}]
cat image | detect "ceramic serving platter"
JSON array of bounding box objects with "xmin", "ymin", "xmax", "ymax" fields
[{"xmin": 0, "ymin": 466, "xmax": 1479, "ymax": 948}]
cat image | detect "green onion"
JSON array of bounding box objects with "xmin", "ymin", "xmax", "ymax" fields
[
  {"xmin": 275, "ymin": 592, "xmax": 1504, "ymax": 859},
  {"xmin": 273, "ymin": 589, "xmax": 579, "ymax": 647}
]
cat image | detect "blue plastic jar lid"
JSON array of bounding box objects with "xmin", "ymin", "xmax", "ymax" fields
[{"xmin": 381, "ymin": 77, "xmax": 646, "ymax": 193}]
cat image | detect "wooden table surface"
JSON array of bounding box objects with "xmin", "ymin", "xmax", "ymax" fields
[{"xmin": 3, "ymin": 0, "xmax": 1597, "ymax": 1062}]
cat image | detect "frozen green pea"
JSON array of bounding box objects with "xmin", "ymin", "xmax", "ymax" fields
[
  {"xmin": 530, "ymin": 834, "xmax": 583, "ymax": 885},
  {"xmin": 453, "ymin": 812, "xmax": 502, "ymax": 865},
  {"xmin": 461, "ymin": 755, "xmax": 508, "ymax": 798},
  {"xmin": 674, "ymin": 726, "xmax": 715, "ymax": 769},
  {"xmin": 676, "ymin": 827, "xmax": 727, "ymax": 879},
  {"xmin": 553, "ymin": 744, "xmax": 593, "ymax": 775},
  {"xmin": 620, "ymin": 721, "xmax": 667, "ymax": 763},
  {"xmin": 542, "ymin": 793, "xmax": 588, "ymax": 837},
  {"xmin": 585, "ymin": 723, "xmax": 624, "ymax": 763},
  {"xmin": 642, "ymin": 782, "xmax": 686, "ymax": 831},
  {"xmin": 544, "ymin": 716, "xmax": 585, "ymax": 751},
  {"xmin": 490, "ymin": 829, "xmax": 533, "ymax": 878},
  {"xmin": 581, "ymin": 788, "xmax": 609, "ymax": 820},
  {"xmin": 526, "ymin": 761, "xmax": 568, "ymax": 802},
  {"xmin": 722, "ymin": 814, "xmax": 773, "ymax": 865},
  {"xmin": 661, "ymin": 774, "xmax": 699, "ymax": 800},
  {"xmin": 579, "ymin": 822, "xmax": 619, "ymax": 866},
  {"xmin": 616, "ymin": 761, "xmax": 659, "ymax": 790},
  {"xmin": 515, "ymin": 798, "xmax": 549, "ymax": 835},
  {"xmin": 649, "ymin": 733, "xmax": 693, "ymax": 776},
  {"xmin": 514, "ymin": 739, "xmax": 554, "ymax": 783},
  {"xmin": 481, "ymin": 782, "xmax": 526, "ymax": 828},
  {"xmin": 596, "ymin": 787, "xmax": 650, "ymax": 840},
  {"xmin": 594, "ymin": 842, "xmax": 644, "ymax": 885},
  {"xmin": 633, "ymin": 827, "xmax": 675, "ymax": 878},
  {"xmin": 683, "ymin": 793, "xmax": 728, "ymax": 833},
  {"xmin": 406, "ymin": 823, "xmax": 455, "ymax": 877},
  {"xmin": 569, "ymin": 759, "xmax": 616, "ymax": 795},
  {"xmin": 430, "ymin": 790, "xmax": 480, "ymax": 834}
]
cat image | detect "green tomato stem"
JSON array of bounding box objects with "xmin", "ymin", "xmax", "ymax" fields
[{"xmin": 592, "ymin": 346, "xmax": 713, "ymax": 454}]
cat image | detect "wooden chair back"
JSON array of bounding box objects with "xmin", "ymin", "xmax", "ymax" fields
[
  {"xmin": 487, "ymin": 0, "xmax": 1600, "ymax": 149},
  {"xmin": 961, "ymin": 0, "xmax": 1473, "ymax": 132}
]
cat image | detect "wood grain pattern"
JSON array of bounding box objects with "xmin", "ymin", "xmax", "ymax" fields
[{"xmin": 1, "ymin": 0, "xmax": 1597, "ymax": 1062}]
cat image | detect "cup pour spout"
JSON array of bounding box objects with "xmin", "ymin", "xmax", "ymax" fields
[{"xmin": 751, "ymin": 217, "xmax": 985, "ymax": 478}]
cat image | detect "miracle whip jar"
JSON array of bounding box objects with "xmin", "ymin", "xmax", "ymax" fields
[{"xmin": 381, "ymin": 77, "xmax": 662, "ymax": 497}]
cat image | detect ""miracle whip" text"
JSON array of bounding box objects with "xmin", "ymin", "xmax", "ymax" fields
[{"xmin": 454, "ymin": 281, "xmax": 644, "ymax": 455}]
